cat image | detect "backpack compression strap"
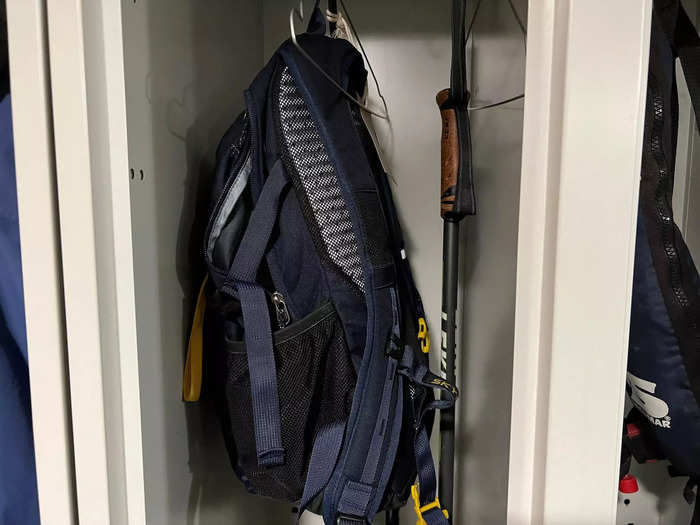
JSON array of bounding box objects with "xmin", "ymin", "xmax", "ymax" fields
[
  {"xmin": 399, "ymin": 349, "xmax": 458, "ymax": 525},
  {"xmin": 222, "ymin": 161, "xmax": 290, "ymax": 468}
]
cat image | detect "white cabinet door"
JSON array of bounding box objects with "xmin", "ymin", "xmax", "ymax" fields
[
  {"xmin": 7, "ymin": 0, "xmax": 76, "ymax": 524},
  {"xmin": 41, "ymin": 0, "xmax": 144, "ymax": 523},
  {"xmin": 508, "ymin": 1, "xmax": 653, "ymax": 524}
]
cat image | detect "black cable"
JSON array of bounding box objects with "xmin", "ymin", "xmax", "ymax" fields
[{"xmin": 470, "ymin": 93, "xmax": 524, "ymax": 111}]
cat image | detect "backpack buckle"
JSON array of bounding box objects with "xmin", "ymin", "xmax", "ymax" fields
[
  {"xmin": 411, "ymin": 484, "xmax": 449, "ymax": 525},
  {"xmin": 335, "ymin": 514, "xmax": 368, "ymax": 524},
  {"xmin": 386, "ymin": 333, "xmax": 404, "ymax": 360}
]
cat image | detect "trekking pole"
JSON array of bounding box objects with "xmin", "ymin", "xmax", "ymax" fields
[{"xmin": 436, "ymin": 0, "xmax": 474, "ymax": 519}]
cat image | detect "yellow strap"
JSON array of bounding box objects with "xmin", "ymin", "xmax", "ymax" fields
[{"xmin": 183, "ymin": 276, "xmax": 208, "ymax": 402}]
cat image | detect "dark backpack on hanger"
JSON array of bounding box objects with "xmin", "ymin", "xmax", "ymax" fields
[
  {"xmin": 623, "ymin": 0, "xmax": 700, "ymax": 519},
  {"xmin": 183, "ymin": 4, "xmax": 455, "ymax": 524}
]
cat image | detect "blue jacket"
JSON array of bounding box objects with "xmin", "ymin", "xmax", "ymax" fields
[{"xmin": 0, "ymin": 95, "xmax": 40, "ymax": 524}]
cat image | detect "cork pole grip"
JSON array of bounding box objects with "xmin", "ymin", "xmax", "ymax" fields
[{"xmin": 437, "ymin": 89, "xmax": 459, "ymax": 219}]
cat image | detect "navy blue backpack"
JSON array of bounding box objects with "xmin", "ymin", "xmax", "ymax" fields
[
  {"xmin": 623, "ymin": 0, "xmax": 700, "ymax": 519},
  {"xmin": 183, "ymin": 5, "xmax": 456, "ymax": 524}
]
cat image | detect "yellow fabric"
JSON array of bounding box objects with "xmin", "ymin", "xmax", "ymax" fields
[{"xmin": 183, "ymin": 276, "xmax": 208, "ymax": 402}]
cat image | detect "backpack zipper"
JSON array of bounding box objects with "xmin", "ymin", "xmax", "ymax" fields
[
  {"xmin": 648, "ymin": 75, "xmax": 690, "ymax": 309},
  {"xmin": 271, "ymin": 292, "xmax": 290, "ymax": 328},
  {"xmin": 203, "ymin": 115, "xmax": 250, "ymax": 261}
]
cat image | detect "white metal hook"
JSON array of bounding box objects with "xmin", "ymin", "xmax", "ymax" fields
[{"xmin": 289, "ymin": 1, "xmax": 389, "ymax": 120}]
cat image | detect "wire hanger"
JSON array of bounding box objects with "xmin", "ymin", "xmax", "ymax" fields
[
  {"xmin": 289, "ymin": 1, "xmax": 390, "ymax": 120},
  {"xmin": 467, "ymin": 0, "xmax": 527, "ymax": 111}
]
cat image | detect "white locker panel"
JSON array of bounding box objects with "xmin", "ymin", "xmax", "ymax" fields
[
  {"xmin": 7, "ymin": 1, "xmax": 76, "ymax": 523},
  {"xmin": 509, "ymin": 0, "xmax": 652, "ymax": 523},
  {"xmin": 44, "ymin": 0, "xmax": 114, "ymax": 521}
]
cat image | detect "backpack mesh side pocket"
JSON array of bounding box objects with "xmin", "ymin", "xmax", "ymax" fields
[{"xmin": 217, "ymin": 302, "xmax": 355, "ymax": 501}]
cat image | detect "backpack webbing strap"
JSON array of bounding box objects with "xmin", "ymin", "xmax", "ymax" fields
[
  {"xmin": 398, "ymin": 348, "xmax": 458, "ymax": 525},
  {"xmin": 414, "ymin": 426, "xmax": 450, "ymax": 525},
  {"xmin": 223, "ymin": 160, "xmax": 289, "ymax": 467},
  {"xmin": 298, "ymin": 420, "xmax": 346, "ymax": 517},
  {"xmin": 182, "ymin": 275, "xmax": 208, "ymax": 402}
]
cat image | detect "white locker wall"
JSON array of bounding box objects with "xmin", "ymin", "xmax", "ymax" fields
[{"xmin": 121, "ymin": 1, "xmax": 289, "ymax": 524}]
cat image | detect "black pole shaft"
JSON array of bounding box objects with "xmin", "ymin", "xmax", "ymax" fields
[
  {"xmin": 385, "ymin": 508, "xmax": 400, "ymax": 525},
  {"xmin": 439, "ymin": 219, "xmax": 460, "ymax": 520}
]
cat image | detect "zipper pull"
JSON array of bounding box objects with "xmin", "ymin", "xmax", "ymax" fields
[{"xmin": 271, "ymin": 292, "xmax": 290, "ymax": 328}]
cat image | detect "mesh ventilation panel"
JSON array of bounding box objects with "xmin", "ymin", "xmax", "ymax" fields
[{"xmin": 278, "ymin": 67, "xmax": 365, "ymax": 292}]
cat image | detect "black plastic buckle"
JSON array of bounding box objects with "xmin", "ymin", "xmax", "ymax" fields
[
  {"xmin": 336, "ymin": 515, "xmax": 368, "ymax": 525},
  {"xmin": 385, "ymin": 333, "xmax": 404, "ymax": 360}
]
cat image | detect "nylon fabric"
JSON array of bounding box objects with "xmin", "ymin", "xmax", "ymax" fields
[
  {"xmin": 277, "ymin": 39, "xmax": 405, "ymax": 524},
  {"xmin": 224, "ymin": 162, "xmax": 290, "ymax": 467},
  {"xmin": 414, "ymin": 427, "xmax": 437, "ymax": 507},
  {"xmin": 625, "ymin": 3, "xmax": 700, "ymax": 519},
  {"xmin": 195, "ymin": 18, "xmax": 446, "ymax": 523},
  {"xmin": 183, "ymin": 276, "xmax": 208, "ymax": 402},
  {"xmin": 423, "ymin": 507, "xmax": 450, "ymax": 525},
  {"xmin": 0, "ymin": 96, "xmax": 40, "ymax": 525},
  {"xmin": 299, "ymin": 420, "xmax": 346, "ymax": 516},
  {"xmin": 399, "ymin": 346, "xmax": 454, "ymax": 523},
  {"xmin": 338, "ymin": 481, "xmax": 374, "ymax": 518}
]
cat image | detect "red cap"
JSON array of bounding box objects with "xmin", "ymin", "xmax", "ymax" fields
[
  {"xmin": 619, "ymin": 474, "xmax": 639, "ymax": 494},
  {"xmin": 626, "ymin": 423, "xmax": 641, "ymax": 439}
]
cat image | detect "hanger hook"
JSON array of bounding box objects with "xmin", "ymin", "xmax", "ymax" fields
[
  {"xmin": 288, "ymin": 1, "xmax": 389, "ymax": 120},
  {"xmin": 289, "ymin": 2, "xmax": 303, "ymax": 48}
]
